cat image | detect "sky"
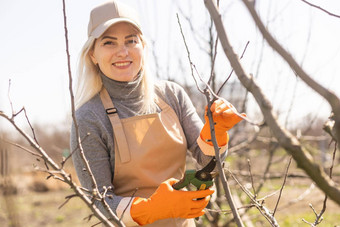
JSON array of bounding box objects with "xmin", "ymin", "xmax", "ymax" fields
[{"xmin": 1, "ymin": 0, "xmax": 340, "ymax": 132}]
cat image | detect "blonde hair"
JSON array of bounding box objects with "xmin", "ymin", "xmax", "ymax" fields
[{"xmin": 75, "ymin": 31, "xmax": 157, "ymax": 114}]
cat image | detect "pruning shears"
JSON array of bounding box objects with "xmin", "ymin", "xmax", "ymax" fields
[{"xmin": 173, "ymin": 157, "xmax": 218, "ymax": 191}]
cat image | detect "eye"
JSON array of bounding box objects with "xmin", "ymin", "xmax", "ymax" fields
[
  {"xmin": 103, "ymin": 41, "xmax": 116, "ymax": 46},
  {"xmin": 126, "ymin": 38, "xmax": 139, "ymax": 46}
]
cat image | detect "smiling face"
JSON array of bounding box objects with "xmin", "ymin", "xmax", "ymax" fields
[{"xmin": 90, "ymin": 22, "xmax": 144, "ymax": 82}]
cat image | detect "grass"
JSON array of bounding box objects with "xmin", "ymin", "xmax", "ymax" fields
[
  {"xmin": 1, "ymin": 146, "xmax": 339, "ymax": 227},
  {"xmin": 1, "ymin": 182, "xmax": 340, "ymax": 227},
  {"xmin": 0, "ymin": 189, "xmax": 99, "ymax": 227}
]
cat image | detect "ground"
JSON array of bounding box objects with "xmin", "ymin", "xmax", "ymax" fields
[
  {"xmin": 1, "ymin": 177, "xmax": 340, "ymax": 227},
  {"xmin": 1, "ymin": 146, "xmax": 340, "ymax": 226}
]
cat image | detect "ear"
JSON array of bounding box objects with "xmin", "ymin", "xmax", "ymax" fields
[{"xmin": 89, "ymin": 49, "xmax": 98, "ymax": 65}]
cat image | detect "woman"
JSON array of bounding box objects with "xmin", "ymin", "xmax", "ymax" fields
[{"xmin": 70, "ymin": 0, "xmax": 244, "ymax": 226}]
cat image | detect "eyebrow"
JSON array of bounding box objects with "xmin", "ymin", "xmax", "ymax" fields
[{"xmin": 101, "ymin": 34, "xmax": 138, "ymax": 40}]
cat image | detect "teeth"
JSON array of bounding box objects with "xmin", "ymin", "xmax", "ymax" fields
[{"xmin": 114, "ymin": 62, "xmax": 130, "ymax": 67}]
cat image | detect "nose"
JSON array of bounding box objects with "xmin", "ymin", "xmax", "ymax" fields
[{"xmin": 116, "ymin": 44, "xmax": 128, "ymax": 57}]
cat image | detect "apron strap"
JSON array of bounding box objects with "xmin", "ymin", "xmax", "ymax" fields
[
  {"xmin": 154, "ymin": 95, "xmax": 169, "ymax": 111},
  {"xmin": 100, "ymin": 88, "xmax": 131, "ymax": 163}
]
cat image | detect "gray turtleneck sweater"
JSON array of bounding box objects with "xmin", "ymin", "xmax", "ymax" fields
[{"xmin": 70, "ymin": 74, "xmax": 221, "ymax": 217}]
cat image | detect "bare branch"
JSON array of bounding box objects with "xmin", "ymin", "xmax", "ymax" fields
[
  {"xmin": 7, "ymin": 79, "xmax": 14, "ymax": 117},
  {"xmin": 176, "ymin": 13, "xmax": 205, "ymax": 95},
  {"xmin": 204, "ymin": 89, "xmax": 245, "ymax": 227},
  {"xmin": 247, "ymin": 159, "xmax": 257, "ymax": 198},
  {"xmin": 217, "ymin": 41, "xmax": 250, "ymax": 96},
  {"xmin": 228, "ymin": 169, "xmax": 279, "ymax": 227},
  {"xmin": 61, "ymin": 0, "xmax": 122, "ymax": 225},
  {"xmin": 207, "ymin": 28, "xmax": 219, "ymax": 87},
  {"xmin": 61, "ymin": 132, "xmax": 90, "ymax": 167},
  {"xmin": 241, "ymin": 0, "xmax": 340, "ymax": 146},
  {"xmin": 177, "ymin": 11, "xmax": 245, "ymax": 227},
  {"xmin": 272, "ymin": 156, "xmax": 292, "ymax": 216},
  {"xmin": 58, "ymin": 194, "xmax": 78, "ymax": 209},
  {"xmin": 7, "ymin": 80, "xmax": 40, "ymax": 145},
  {"xmin": 279, "ymin": 183, "xmax": 315, "ymax": 211},
  {"xmin": 18, "ymin": 107, "xmax": 40, "ymax": 145},
  {"xmin": 255, "ymin": 144, "xmax": 278, "ymax": 194},
  {"xmin": 119, "ymin": 188, "xmax": 138, "ymax": 223},
  {"xmin": 304, "ymin": 141, "xmax": 338, "ymax": 226},
  {"xmin": 0, "ymin": 137, "xmax": 42, "ymax": 158},
  {"xmin": 300, "ymin": 0, "xmax": 340, "ymax": 18},
  {"xmin": 177, "ymin": 13, "xmax": 256, "ymax": 127},
  {"xmin": 176, "ymin": 5, "xmax": 210, "ymax": 55},
  {"xmin": 206, "ymin": 204, "xmax": 255, "ymax": 215},
  {"xmin": 0, "ymin": 111, "xmax": 119, "ymax": 226},
  {"xmin": 204, "ymin": 0, "xmax": 340, "ymax": 206}
]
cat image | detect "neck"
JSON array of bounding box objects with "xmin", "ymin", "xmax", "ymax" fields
[{"xmin": 100, "ymin": 73, "xmax": 144, "ymax": 101}]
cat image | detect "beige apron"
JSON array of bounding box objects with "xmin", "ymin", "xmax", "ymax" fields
[{"xmin": 100, "ymin": 88, "xmax": 196, "ymax": 227}]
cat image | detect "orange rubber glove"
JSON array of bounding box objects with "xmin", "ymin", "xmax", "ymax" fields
[
  {"xmin": 200, "ymin": 99, "xmax": 246, "ymax": 146},
  {"xmin": 130, "ymin": 178, "xmax": 214, "ymax": 226}
]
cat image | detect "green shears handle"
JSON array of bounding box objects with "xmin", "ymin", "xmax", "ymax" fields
[{"xmin": 172, "ymin": 169, "xmax": 214, "ymax": 190}]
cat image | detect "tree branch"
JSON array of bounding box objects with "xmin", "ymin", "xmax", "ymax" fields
[
  {"xmin": 177, "ymin": 12, "xmax": 245, "ymax": 227},
  {"xmin": 241, "ymin": 0, "xmax": 340, "ymax": 149},
  {"xmin": 299, "ymin": 0, "xmax": 340, "ymax": 19},
  {"xmin": 0, "ymin": 111, "xmax": 119, "ymax": 226},
  {"xmin": 228, "ymin": 169, "xmax": 279, "ymax": 227},
  {"xmin": 204, "ymin": 0, "xmax": 340, "ymax": 206},
  {"xmin": 61, "ymin": 0, "xmax": 123, "ymax": 226}
]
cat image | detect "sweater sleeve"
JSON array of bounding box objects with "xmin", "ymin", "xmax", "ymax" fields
[
  {"xmin": 155, "ymin": 81, "xmax": 227, "ymax": 167},
  {"xmin": 70, "ymin": 100, "xmax": 125, "ymax": 219}
]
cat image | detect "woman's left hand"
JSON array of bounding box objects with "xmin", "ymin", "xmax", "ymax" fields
[{"xmin": 200, "ymin": 99, "xmax": 246, "ymax": 146}]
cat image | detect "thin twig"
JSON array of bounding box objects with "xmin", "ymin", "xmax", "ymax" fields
[
  {"xmin": 206, "ymin": 204, "xmax": 255, "ymax": 214},
  {"xmin": 217, "ymin": 41, "xmax": 250, "ymax": 96},
  {"xmin": 176, "ymin": 13, "xmax": 205, "ymax": 95},
  {"xmin": 119, "ymin": 188, "xmax": 138, "ymax": 222},
  {"xmin": 178, "ymin": 14, "xmax": 257, "ymax": 126},
  {"xmin": 247, "ymin": 159, "xmax": 257, "ymax": 198},
  {"xmin": 256, "ymin": 144, "xmax": 277, "ymax": 194},
  {"xmin": 329, "ymin": 141, "xmax": 337, "ymax": 180},
  {"xmin": 61, "ymin": 132, "xmax": 90, "ymax": 167},
  {"xmin": 8, "ymin": 79, "xmax": 15, "ymax": 116},
  {"xmin": 0, "ymin": 137, "xmax": 42, "ymax": 158},
  {"xmin": 12, "ymin": 110, "xmax": 40, "ymax": 156},
  {"xmin": 272, "ymin": 156, "xmax": 292, "ymax": 216},
  {"xmin": 228, "ymin": 168, "xmax": 280, "ymax": 227},
  {"xmin": 62, "ymin": 0, "xmax": 100, "ymax": 198},
  {"xmin": 279, "ymin": 183, "xmax": 315, "ymax": 211},
  {"xmin": 176, "ymin": 4, "xmax": 209, "ymax": 54},
  {"xmin": 208, "ymin": 0, "xmax": 220, "ymax": 89},
  {"xmin": 207, "ymin": 0, "xmax": 220, "ymax": 87},
  {"xmin": 20, "ymin": 107, "xmax": 40, "ymax": 145},
  {"xmin": 7, "ymin": 80, "xmax": 40, "ymax": 145},
  {"xmin": 257, "ymin": 190, "xmax": 280, "ymax": 202},
  {"xmin": 300, "ymin": 0, "xmax": 340, "ymax": 18},
  {"xmin": 58, "ymin": 194, "xmax": 78, "ymax": 209},
  {"xmin": 312, "ymin": 141, "xmax": 337, "ymax": 225}
]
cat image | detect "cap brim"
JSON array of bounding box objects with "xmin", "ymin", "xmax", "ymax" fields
[{"xmin": 90, "ymin": 18, "xmax": 142, "ymax": 38}]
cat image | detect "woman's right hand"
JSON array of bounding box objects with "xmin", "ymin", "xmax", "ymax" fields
[{"xmin": 130, "ymin": 178, "xmax": 214, "ymax": 226}]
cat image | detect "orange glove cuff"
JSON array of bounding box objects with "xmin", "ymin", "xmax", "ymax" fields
[{"xmin": 130, "ymin": 179, "xmax": 213, "ymax": 225}]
